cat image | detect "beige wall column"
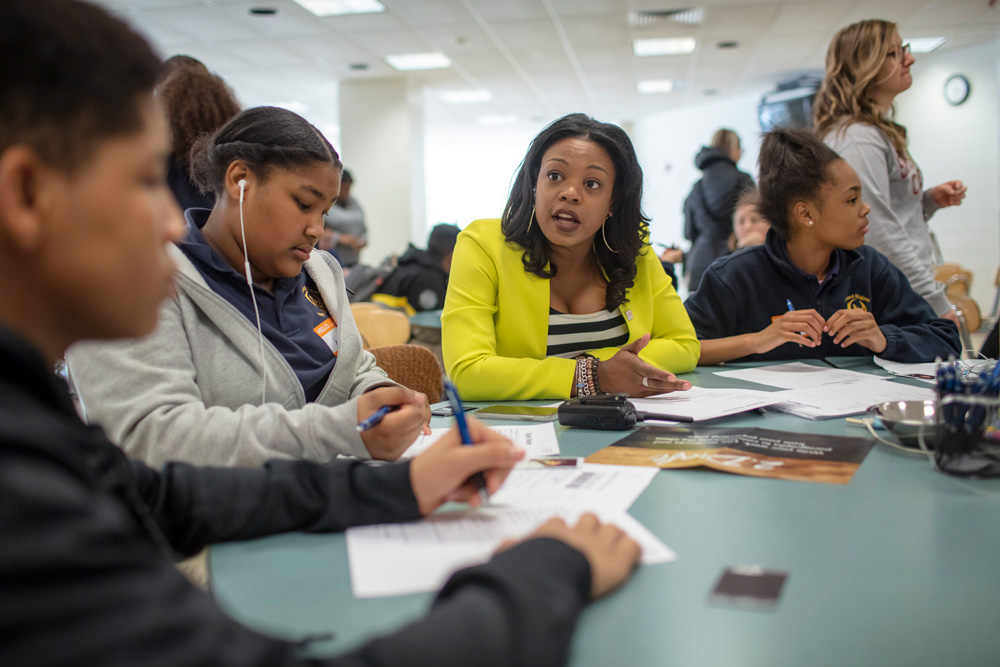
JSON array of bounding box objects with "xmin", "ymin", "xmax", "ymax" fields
[{"xmin": 338, "ymin": 78, "xmax": 425, "ymax": 267}]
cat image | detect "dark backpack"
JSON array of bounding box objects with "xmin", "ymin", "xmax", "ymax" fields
[{"xmin": 344, "ymin": 256, "xmax": 396, "ymax": 302}]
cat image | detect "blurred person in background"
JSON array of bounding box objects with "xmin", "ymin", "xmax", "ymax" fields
[{"xmin": 683, "ymin": 128, "xmax": 755, "ymax": 292}]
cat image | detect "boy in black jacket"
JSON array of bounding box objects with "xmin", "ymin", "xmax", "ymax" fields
[
  {"xmin": 685, "ymin": 129, "xmax": 959, "ymax": 365},
  {"xmin": 0, "ymin": 2, "xmax": 640, "ymax": 666}
]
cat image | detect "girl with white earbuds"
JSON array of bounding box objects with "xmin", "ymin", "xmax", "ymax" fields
[{"xmin": 68, "ymin": 106, "xmax": 431, "ymax": 467}]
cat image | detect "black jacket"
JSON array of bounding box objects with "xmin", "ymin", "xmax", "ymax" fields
[
  {"xmin": 683, "ymin": 147, "xmax": 754, "ymax": 291},
  {"xmin": 683, "ymin": 231, "xmax": 961, "ymax": 363},
  {"xmin": 377, "ymin": 244, "xmax": 449, "ymax": 312},
  {"xmin": 0, "ymin": 326, "xmax": 591, "ymax": 666}
]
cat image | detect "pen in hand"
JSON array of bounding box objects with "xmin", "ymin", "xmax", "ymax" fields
[
  {"xmin": 786, "ymin": 299, "xmax": 803, "ymax": 348},
  {"xmin": 356, "ymin": 405, "xmax": 399, "ymax": 432},
  {"xmin": 442, "ymin": 378, "xmax": 491, "ymax": 505}
]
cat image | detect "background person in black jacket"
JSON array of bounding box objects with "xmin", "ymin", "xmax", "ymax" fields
[
  {"xmin": 375, "ymin": 223, "xmax": 460, "ymax": 314},
  {"xmin": 0, "ymin": 2, "xmax": 641, "ymax": 665},
  {"xmin": 683, "ymin": 128, "xmax": 755, "ymax": 291},
  {"xmin": 685, "ymin": 129, "xmax": 959, "ymax": 365}
]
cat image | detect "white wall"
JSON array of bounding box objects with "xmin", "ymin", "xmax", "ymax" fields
[
  {"xmin": 632, "ymin": 90, "xmax": 770, "ymax": 250},
  {"xmin": 423, "ymin": 123, "xmax": 544, "ymax": 233},
  {"xmin": 338, "ymin": 79, "xmax": 425, "ymax": 266},
  {"xmin": 895, "ymin": 38, "xmax": 1000, "ymax": 313}
]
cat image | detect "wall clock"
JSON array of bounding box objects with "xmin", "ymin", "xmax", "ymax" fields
[{"xmin": 944, "ymin": 74, "xmax": 971, "ymax": 106}]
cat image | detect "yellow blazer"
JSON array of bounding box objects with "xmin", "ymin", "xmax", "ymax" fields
[{"xmin": 442, "ymin": 219, "xmax": 699, "ymax": 400}]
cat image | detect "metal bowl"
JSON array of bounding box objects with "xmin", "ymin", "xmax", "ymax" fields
[{"xmin": 867, "ymin": 400, "xmax": 940, "ymax": 449}]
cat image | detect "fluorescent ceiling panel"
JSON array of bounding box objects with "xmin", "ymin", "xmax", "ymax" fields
[
  {"xmin": 291, "ymin": 0, "xmax": 385, "ymax": 17},
  {"xmin": 908, "ymin": 37, "xmax": 947, "ymax": 53},
  {"xmin": 633, "ymin": 37, "xmax": 697, "ymax": 57},
  {"xmin": 637, "ymin": 79, "xmax": 675, "ymax": 94},
  {"xmin": 440, "ymin": 89, "xmax": 492, "ymax": 103},
  {"xmin": 385, "ymin": 52, "xmax": 452, "ymax": 70}
]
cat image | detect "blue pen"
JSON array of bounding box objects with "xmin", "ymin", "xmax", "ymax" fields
[
  {"xmin": 442, "ymin": 378, "xmax": 490, "ymax": 505},
  {"xmin": 356, "ymin": 405, "xmax": 397, "ymax": 432},
  {"xmin": 786, "ymin": 299, "xmax": 804, "ymax": 347}
]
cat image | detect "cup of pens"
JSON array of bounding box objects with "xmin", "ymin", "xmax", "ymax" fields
[{"xmin": 930, "ymin": 359, "xmax": 1000, "ymax": 478}]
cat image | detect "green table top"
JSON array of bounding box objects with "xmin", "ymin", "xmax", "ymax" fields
[
  {"xmin": 210, "ymin": 361, "xmax": 1000, "ymax": 666},
  {"xmin": 407, "ymin": 309, "xmax": 442, "ymax": 330}
]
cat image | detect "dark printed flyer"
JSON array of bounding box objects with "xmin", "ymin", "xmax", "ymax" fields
[{"xmin": 585, "ymin": 426, "xmax": 875, "ymax": 484}]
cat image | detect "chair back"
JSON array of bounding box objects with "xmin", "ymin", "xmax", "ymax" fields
[
  {"xmin": 353, "ymin": 308, "xmax": 410, "ymax": 349},
  {"xmin": 371, "ymin": 344, "xmax": 443, "ymax": 403}
]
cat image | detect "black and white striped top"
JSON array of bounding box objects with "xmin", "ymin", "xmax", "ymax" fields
[{"xmin": 546, "ymin": 307, "xmax": 630, "ymax": 358}]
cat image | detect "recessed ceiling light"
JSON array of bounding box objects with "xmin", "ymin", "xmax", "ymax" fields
[
  {"xmin": 249, "ymin": 7, "xmax": 278, "ymax": 15},
  {"xmin": 908, "ymin": 37, "xmax": 947, "ymax": 53},
  {"xmin": 385, "ymin": 52, "xmax": 451, "ymax": 71},
  {"xmin": 479, "ymin": 114, "xmax": 517, "ymax": 126},
  {"xmin": 633, "ymin": 37, "xmax": 697, "ymax": 57},
  {"xmin": 348, "ymin": 62, "xmax": 370, "ymax": 71},
  {"xmin": 440, "ymin": 89, "xmax": 491, "ymax": 104},
  {"xmin": 638, "ymin": 79, "xmax": 675, "ymax": 94},
  {"xmin": 717, "ymin": 41, "xmax": 739, "ymax": 49},
  {"xmin": 291, "ymin": 0, "xmax": 385, "ymax": 17}
]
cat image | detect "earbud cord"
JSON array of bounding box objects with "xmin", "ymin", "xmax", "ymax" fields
[{"xmin": 239, "ymin": 185, "xmax": 267, "ymax": 404}]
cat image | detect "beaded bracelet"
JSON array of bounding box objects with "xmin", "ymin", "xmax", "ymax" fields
[{"xmin": 575, "ymin": 356, "xmax": 602, "ymax": 396}]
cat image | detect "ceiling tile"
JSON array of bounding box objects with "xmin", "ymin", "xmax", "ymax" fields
[
  {"xmin": 462, "ymin": 0, "xmax": 548, "ymax": 21},
  {"xmin": 142, "ymin": 5, "xmax": 262, "ymax": 41}
]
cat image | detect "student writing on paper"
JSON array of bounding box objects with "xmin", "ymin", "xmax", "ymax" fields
[
  {"xmin": 684, "ymin": 129, "xmax": 960, "ymax": 365},
  {"xmin": 442, "ymin": 114, "xmax": 700, "ymax": 401},
  {"xmin": 0, "ymin": 4, "xmax": 641, "ymax": 663},
  {"xmin": 68, "ymin": 106, "xmax": 431, "ymax": 467}
]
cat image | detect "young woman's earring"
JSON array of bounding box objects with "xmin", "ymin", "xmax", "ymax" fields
[
  {"xmin": 527, "ymin": 206, "xmax": 536, "ymax": 233},
  {"xmin": 602, "ymin": 213, "xmax": 619, "ymax": 254},
  {"xmin": 806, "ymin": 219, "xmax": 814, "ymax": 227}
]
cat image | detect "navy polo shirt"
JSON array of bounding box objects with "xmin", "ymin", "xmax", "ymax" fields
[{"xmin": 178, "ymin": 209, "xmax": 338, "ymax": 402}]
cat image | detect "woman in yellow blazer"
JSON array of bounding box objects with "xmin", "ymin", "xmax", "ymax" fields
[{"xmin": 443, "ymin": 114, "xmax": 700, "ymax": 401}]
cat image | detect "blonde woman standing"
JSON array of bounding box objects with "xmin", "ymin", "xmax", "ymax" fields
[{"xmin": 814, "ymin": 19, "xmax": 966, "ymax": 321}]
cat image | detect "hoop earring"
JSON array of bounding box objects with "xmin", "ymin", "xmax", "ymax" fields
[
  {"xmin": 527, "ymin": 206, "xmax": 536, "ymax": 233},
  {"xmin": 601, "ymin": 218, "xmax": 619, "ymax": 254}
]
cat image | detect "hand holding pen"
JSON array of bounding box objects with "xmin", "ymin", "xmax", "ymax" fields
[
  {"xmin": 408, "ymin": 410, "xmax": 525, "ymax": 515},
  {"xmin": 355, "ymin": 386, "xmax": 431, "ymax": 460},
  {"xmin": 752, "ymin": 301, "xmax": 824, "ymax": 353}
]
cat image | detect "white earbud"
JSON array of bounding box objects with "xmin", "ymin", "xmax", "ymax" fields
[{"xmin": 236, "ymin": 176, "xmax": 266, "ymax": 404}]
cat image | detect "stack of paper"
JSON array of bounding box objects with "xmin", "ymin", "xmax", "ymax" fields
[
  {"xmin": 715, "ymin": 362, "xmax": 875, "ymax": 389},
  {"xmin": 401, "ymin": 422, "xmax": 561, "ymax": 460},
  {"xmin": 769, "ymin": 378, "xmax": 934, "ymax": 419},
  {"xmin": 489, "ymin": 462, "xmax": 658, "ymax": 511},
  {"xmin": 629, "ymin": 385, "xmax": 787, "ymax": 421},
  {"xmin": 346, "ymin": 505, "xmax": 676, "ymax": 598}
]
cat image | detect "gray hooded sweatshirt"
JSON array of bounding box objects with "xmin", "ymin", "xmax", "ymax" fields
[
  {"xmin": 823, "ymin": 122, "xmax": 949, "ymax": 315},
  {"xmin": 67, "ymin": 244, "xmax": 392, "ymax": 468}
]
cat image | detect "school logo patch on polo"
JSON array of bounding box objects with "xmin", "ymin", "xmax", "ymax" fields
[{"xmin": 845, "ymin": 293, "xmax": 871, "ymax": 311}]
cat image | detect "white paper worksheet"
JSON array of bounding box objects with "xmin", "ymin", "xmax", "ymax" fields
[
  {"xmin": 714, "ymin": 362, "xmax": 877, "ymax": 389},
  {"xmin": 489, "ymin": 463, "xmax": 658, "ymax": 512},
  {"xmin": 346, "ymin": 505, "xmax": 676, "ymax": 598},
  {"xmin": 768, "ymin": 378, "xmax": 934, "ymax": 419},
  {"xmin": 400, "ymin": 422, "xmax": 561, "ymax": 460},
  {"xmin": 629, "ymin": 385, "xmax": 786, "ymax": 421}
]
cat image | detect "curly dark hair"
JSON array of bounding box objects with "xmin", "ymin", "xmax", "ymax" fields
[
  {"xmin": 189, "ymin": 106, "xmax": 342, "ymax": 195},
  {"xmin": 157, "ymin": 67, "xmax": 240, "ymax": 170},
  {"xmin": 757, "ymin": 128, "xmax": 842, "ymax": 239},
  {"xmin": 0, "ymin": 0, "xmax": 160, "ymax": 173},
  {"xmin": 501, "ymin": 113, "xmax": 650, "ymax": 311}
]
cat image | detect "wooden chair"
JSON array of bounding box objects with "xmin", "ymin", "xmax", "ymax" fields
[
  {"xmin": 350, "ymin": 302, "xmax": 386, "ymax": 314},
  {"xmin": 371, "ymin": 344, "xmax": 443, "ymax": 403},
  {"xmin": 935, "ymin": 263, "xmax": 972, "ymax": 296},
  {"xmin": 352, "ymin": 308, "xmax": 410, "ymax": 349}
]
